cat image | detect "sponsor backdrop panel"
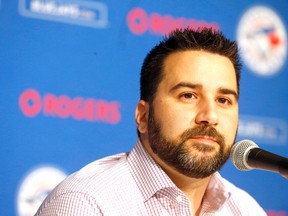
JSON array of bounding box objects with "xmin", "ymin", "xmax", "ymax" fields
[{"xmin": 0, "ymin": 0, "xmax": 287, "ymax": 215}]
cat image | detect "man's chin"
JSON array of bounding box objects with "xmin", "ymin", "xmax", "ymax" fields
[{"xmin": 188, "ymin": 141, "xmax": 220, "ymax": 155}]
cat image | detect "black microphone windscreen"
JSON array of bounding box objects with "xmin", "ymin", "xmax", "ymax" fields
[{"xmin": 230, "ymin": 140, "xmax": 259, "ymax": 171}]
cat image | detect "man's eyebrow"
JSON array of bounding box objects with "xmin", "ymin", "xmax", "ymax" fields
[
  {"xmin": 169, "ymin": 82, "xmax": 201, "ymax": 93},
  {"xmin": 219, "ymin": 88, "xmax": 239, "ymax": 100}
]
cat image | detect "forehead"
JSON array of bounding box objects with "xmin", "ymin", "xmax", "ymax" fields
[{"xmin": 161, "ymin": 50, "xmax": 237, "ymax": 92}]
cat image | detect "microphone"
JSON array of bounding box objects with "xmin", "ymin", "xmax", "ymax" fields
[{"xmin": 230, "ymin": 139, "xmax": 288, "ymax": 179}]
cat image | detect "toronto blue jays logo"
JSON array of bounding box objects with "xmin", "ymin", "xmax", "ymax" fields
[
  {"xmin": 17, "ymin": 166, "xmax": 67, "ymax": 216},
  {"xmin": 237, "ymin": 6, "xmax": 287, "ymax": 76}
]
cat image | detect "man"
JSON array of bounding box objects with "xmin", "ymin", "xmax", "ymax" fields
[{"xmin": 35, "ymin": 28, "xmax": 267, "ymax": 215}]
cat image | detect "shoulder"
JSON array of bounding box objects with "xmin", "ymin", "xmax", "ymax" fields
[
  {"xmin": 35, "ymin": 153, "xmax": 134, "ymax": 215},
  {"xmin": 36, "ymin": 153, "xmax": 147, "ymax": 215},
  {"xmin": 55, "ymin": 153, "xmax": 132, "ymax": 195},
  {"xmin": 38, "ymin": 153, "xmax": 137, "ymax": 204}
]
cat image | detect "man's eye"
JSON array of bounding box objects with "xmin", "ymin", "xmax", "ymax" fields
[
  {"xmin": 218, "ymin": 98, "xmax": 230, "ymax": 104},
  {"xmin": 180, "ymin": 93, "xmax": 195, "ymax": 100}
]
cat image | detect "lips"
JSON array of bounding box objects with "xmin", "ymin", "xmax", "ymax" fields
[{"xmin": 190, "ymin": 136, "xmax": 218, "ymax": 145}]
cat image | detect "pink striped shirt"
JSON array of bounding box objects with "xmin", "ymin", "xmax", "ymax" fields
[{"xmin": 35, "ymin": 140, "xmax": 267, "ymax": 215}]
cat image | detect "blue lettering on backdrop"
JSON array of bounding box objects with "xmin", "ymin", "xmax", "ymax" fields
[
  {"xmin": 19, "ymin": 0, "xmax": 108, "ymax": 28},
  {"xmin": 238, "ymin": 115, "xmax": 288, "ymax": 145}
]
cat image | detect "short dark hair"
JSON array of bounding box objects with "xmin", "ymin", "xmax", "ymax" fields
[{"xmin": 140, "ymin": 27, "xmax": 241, "ymax": 104}]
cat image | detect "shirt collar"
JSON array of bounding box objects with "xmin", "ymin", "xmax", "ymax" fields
[
  {"xmin": 201, "ymin": 172, "xmax": 231, "ymax": 213},
  {"xmin": 127, "ymin": 139, "xmax": 176, "ymax": 201},
  {"xmin": 128, "ymin": 139, "xmax": 231, "ymax": 211}
]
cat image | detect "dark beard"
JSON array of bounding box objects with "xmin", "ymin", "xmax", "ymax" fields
[{"xmin": 147, "ymin": 107, "xmax": 232, "ymax": 179}]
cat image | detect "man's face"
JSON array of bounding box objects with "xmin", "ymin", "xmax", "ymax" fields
[{"xmin": 147, "ymin": 50, "xmax": 239, "ymax": 178}]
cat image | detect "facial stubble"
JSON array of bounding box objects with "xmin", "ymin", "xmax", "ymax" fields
[{"xmin": 147, "ymin": 106, "xmax": 235, "ymax": 179}]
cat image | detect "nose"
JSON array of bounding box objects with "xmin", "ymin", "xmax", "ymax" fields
[{"xmin": 195, "ymin": 99, "xmax": 218, "ymax": 126}]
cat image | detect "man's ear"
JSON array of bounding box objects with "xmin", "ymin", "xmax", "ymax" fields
[{"xmin": 135, "ymin": 100, "xmax": 149, "ymax": 134}]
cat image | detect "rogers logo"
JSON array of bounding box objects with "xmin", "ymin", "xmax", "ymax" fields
[
  {"xmin": 19, "ymin": 88, "xmax": 121, "ymax": 124},
  {"xmin": 126, "ymin": 7, "xmax": 219, "ymax": 35}
]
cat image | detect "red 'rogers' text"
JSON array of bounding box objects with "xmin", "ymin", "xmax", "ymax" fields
[{"xmin": 19, "ymin": 88, "xmax": 121, "ymax": 124}]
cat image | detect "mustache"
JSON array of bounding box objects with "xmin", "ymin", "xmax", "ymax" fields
[{"xmin": 179, "ymin": 125, "xmax": 225, "ymax": 145}]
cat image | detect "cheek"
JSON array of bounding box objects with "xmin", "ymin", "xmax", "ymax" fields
[
  {"xmin": 154, "ymin": 103, "xmax": 194, "ymax": 139},
  {"xmin": 221, "ymin": 112, "xmax": 238, "ymax": 143}
]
